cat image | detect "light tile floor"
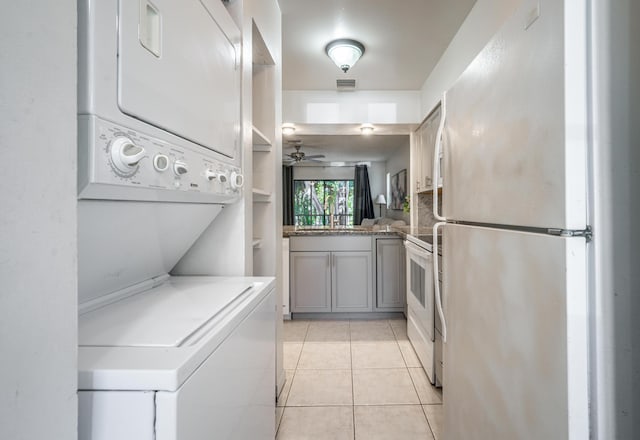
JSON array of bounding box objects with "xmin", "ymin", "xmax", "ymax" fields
[{"xmin": 276, "ymin": 318, "xmax": 443, "ymax": 440}]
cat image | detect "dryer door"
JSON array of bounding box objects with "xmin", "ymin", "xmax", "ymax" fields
[{"xmin": 117, "ymin": 0, "xmax": 241, "ymax": 159}]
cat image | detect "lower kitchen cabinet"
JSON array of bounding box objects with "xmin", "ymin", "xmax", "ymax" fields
[
  {"xmin": 332, "ymin": 251, "xmax": 373, "ymax": 312},
  {"xmin": 289, "ymin": 236, "xmax": 373, "ymax": 313},
  {"xmin": 290, "ymin": 251, "xmax": 331, "ymax": 312},
  {"xmin": 375, "ymin": 238, "xmax": 406, "ymax": 311}
]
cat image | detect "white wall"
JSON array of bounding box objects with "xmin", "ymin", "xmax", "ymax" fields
[
  {"xmin": 0, "ymin": 3, "xmax": 77, "ymax": 439},
  {"xmin": 420, "ymin": 0, "xmax": 520, "ymax": 117},
  {"xmin": 384, "ymin": 140, "xmax": 411, "ymax": 223},
  {"xmin": 283, "ymin": 90, "xmax": 421, "ymax": 124}
]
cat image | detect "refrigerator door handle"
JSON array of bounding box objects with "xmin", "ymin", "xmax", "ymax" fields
[
  {"xmin": 433, "ymin": 221, "xmax": 447, "ymax": 343},
  {"xmin": 433, "ymin": 92, "xmax": 447, "ymax": 221}
]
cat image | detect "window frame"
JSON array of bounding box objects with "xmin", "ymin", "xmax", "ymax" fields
[{"xmin": 293, "ymin": 179, "xmax": 355, "ymax": 226}]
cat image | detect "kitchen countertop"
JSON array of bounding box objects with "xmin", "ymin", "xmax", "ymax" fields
[{"xmin": 283, "ymin": 225, "xmax": 435, "ymax": 239}]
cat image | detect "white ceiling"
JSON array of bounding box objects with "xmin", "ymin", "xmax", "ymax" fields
[
  {"xmin": 284, "ymin": 133, "xmax": 409, "ymax": 164},
  {"xmin": 278, "ymin": 0, "xmax": 476, "ymax": 91},
  {"xmin": 277, "ymin": 0, "xmax": 476, "ymax": 162}
]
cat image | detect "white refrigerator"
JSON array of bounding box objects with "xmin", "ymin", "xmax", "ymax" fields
[{"xmin": 433, "ymin": 1, "xmax": 590, "ymax": 439}]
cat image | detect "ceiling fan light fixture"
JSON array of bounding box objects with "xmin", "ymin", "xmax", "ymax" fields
[
  {"xmin": 282, "ymin": 123, "xmax": 296, "ymax": 136},
  {"xmin": 360, "ymin": 123, "xmax": 374, "ymax": 135},
  {"xmin": 325, "ymin": 39, "xmax": 365, "ymax": 73}
]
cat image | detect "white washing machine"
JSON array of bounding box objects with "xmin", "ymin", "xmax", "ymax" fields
[
  {"xmin": 76, "ymin": 1, "xmax": 275, "ymax": 439},
  {"xmin": 78, "ymin": 276, "xmax": 275, "ymax": 440}
]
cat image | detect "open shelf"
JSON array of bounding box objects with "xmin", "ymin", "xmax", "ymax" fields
[
  {"xmin": 252, "ymin": 126, "xmax": 272, "ymax": 150},
  {"xmin": 417, "ymin": 186, "xmax": 443, "ymax": 195},
  {"xmin": 252, "ymin": 188, "xmax": 272, "ymax": 203}
]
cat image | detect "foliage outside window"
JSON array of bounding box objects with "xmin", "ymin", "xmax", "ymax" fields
[{"xmin": 294, "ymin": 180, "xmax": 354, "ymax": 226}]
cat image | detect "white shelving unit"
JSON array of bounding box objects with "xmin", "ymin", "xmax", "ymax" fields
[
  {"xmin": 242, "ymin": 7, "xmax": 284, "ymax": 401},
  {"xmin": 250, "ymin": 22, "xmax": 280, "ymax": 280},
  {"xmin": 252, "ymin": 126, "xmax": 272, "ymax": 151}
]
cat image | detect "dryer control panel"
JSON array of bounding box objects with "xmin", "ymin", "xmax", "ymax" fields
[{"xmin": 78, "ymin": 116, "xmax": 244, "ymax": 203}]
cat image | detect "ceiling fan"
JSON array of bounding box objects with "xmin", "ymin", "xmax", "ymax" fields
[{"xmin": 283, "ymin": 141, "xmax": 326, "ymax": 165}]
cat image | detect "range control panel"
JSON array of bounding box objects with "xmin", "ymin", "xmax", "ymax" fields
[{"xmin": 78, "ymin": 116, "xmax": 243, "ymax": 203}]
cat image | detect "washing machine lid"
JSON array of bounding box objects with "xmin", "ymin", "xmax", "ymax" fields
[{"xmin": 79, "ymin": 278, "xmax": 254, "ymax": 348}]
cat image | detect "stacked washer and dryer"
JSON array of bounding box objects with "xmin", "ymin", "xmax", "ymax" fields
[{"xmin": 77, "ymin": 1, "xmax": 276, "ymax": 439}]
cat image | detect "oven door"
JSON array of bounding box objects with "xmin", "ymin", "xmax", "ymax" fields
[{"xmin": 405, "ymin": 241, "xmax": 436, "ymax": 383}]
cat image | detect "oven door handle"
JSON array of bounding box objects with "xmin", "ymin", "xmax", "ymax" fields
[{"xmin": 433, "ymin": 222, "xmax": 447, "ymax": 343}]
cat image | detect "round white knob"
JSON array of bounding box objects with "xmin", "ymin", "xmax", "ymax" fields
[
  {"xmin": 217, "ymin": 172, "xmax": 228, "ymax": 184},
  {"xmin": 110, "ymin": 137, "xmax": 145, "ymax": 174},
  {"xmin": 230, "ymin": 172, "xmax": 244, "ymax": 189},
  {"xmin": 173, "ymin": 160, "xmax": 188, "ymax": 176},
  {"xmin": 153, "ymin": 154, "xmax": 169, "ymax": 172},
  {"xmin": 205, "ymin": 169, "xmax": 217, "ymax": 181}
]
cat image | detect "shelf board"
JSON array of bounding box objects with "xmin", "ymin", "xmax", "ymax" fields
[
  {"xmin": 252, "ymin": 238, "xmax": 263, "ymax": 249},
  {"xmin": 252, "ymin": 126, "xmax": 272, "ymax": 148},
  {"xmin": 417, "ymin": 186, "xmax": 443, "ymax": 195},
  {"xmin": 252, "ymin": 188, "xmax": 272, "ymax": 202}
]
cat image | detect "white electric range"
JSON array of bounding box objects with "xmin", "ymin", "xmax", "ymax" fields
[{"xmin": 405, "ymin": 234, "xmax": 443, "ymax": 386}]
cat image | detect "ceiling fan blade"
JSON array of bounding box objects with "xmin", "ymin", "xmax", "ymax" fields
[
  {"xmin": 305, "ymin": 158, "xmax": 326, "ymax": 163},
  {"xmin": 303, "ymin": 154, "xmax": 326, "ymax": 159}
]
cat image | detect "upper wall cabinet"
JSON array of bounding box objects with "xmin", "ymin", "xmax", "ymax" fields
[{"xmin": 413, "ymin": 103, "xmax": 442, "ymax": 193}]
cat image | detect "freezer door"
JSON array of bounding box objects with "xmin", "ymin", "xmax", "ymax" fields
[
  {"xmin": 443, "ymin": 224, "xmax": 588, "ymax": 439},
  {"xmin": 443, "ymin": 0, "xmax": 587, "ymax": 230}
]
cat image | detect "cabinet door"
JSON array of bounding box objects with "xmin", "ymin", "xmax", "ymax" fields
[
  {"xmin": 375, "ymin": 239, "xmax": 406, "ymax": 310},
  {"xmin": 290, "ymin": 252, "xmax": 331, "ymax": 313},
  {"xmin": 332, "ymin": 252, "xmax": 372, "ymax": 312},
  {"xmin": 416, "ymin": 104, "xmax": 442, "ymax": 192},
  {"xmin": 419, "ymin": 120, "xmax": 432, "ymax": 191},
  {"xmin": 412, "ymin": 127, "xmax": 423, "ymax": 193}
]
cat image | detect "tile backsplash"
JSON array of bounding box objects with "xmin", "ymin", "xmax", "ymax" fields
[{"xmin": 416, "ymin": 192, "xmax": 442, "ymax": 229}]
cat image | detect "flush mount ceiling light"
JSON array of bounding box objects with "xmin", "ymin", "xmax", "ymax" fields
[
  {"xmin": 282, "ymin": 123, "xmax": 296, "ymax": 136},
  {"xmin": 325, "ymin": 39, "xmax": 365, "ymax": 73},
  {"xmin": 360, "ymin": 123, "xmax": 374, "ymax": 135}
]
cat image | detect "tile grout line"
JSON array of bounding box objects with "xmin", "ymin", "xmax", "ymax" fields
[
  {"xmin": 349, "ymin": 319, "xmax": 356, "ymax": 440},
  {"xmin": 394, "ymin": 320, "xmax": 438, "ymax": 439},
  {"xmin": 276, "ymin": 321, "xmax": 310, "ymax": 439},
  {"xmin": 421, "ymin": 404, "xmax": 438, "ymax": 440}
]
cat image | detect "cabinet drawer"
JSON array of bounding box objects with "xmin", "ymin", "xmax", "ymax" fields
[{"xmin": 290, "ymin": 236, "xmax": 372, "ymax": 252}]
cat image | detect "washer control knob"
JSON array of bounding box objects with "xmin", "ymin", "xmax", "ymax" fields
[
  {"xmin": 173, "ymin": 160, "xmax": 188, "ymax": 176},
  {"xmin": 205, "ymin": 169, "xmax": 217, "ymax": 181},
  {"xmin": 230, "ymin": 172, "xmax": 244, "ymax": 189},
  {"xmin": 217, "ymin": 172, "xmax": 228, "ymax": 184},
  {"xmin": 153, "ymin": 154, "xmax": 170, "ymax": 172},
  {"xmin": 110, "ymin": 137, "xmax": 145, "ymax": 174}
]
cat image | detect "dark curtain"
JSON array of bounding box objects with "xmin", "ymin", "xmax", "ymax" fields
[
  {"xmin": 282, "ymin": 166, "xmax": 294, "ymax": 225},
  {"xmin": 353, "ymin": 164, "xmax": 375, "ymax": 225}
]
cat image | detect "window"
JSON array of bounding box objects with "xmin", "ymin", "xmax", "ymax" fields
[{"xmin": 293, "ymin": 180, "xmax": 354, "ymax": 226}]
